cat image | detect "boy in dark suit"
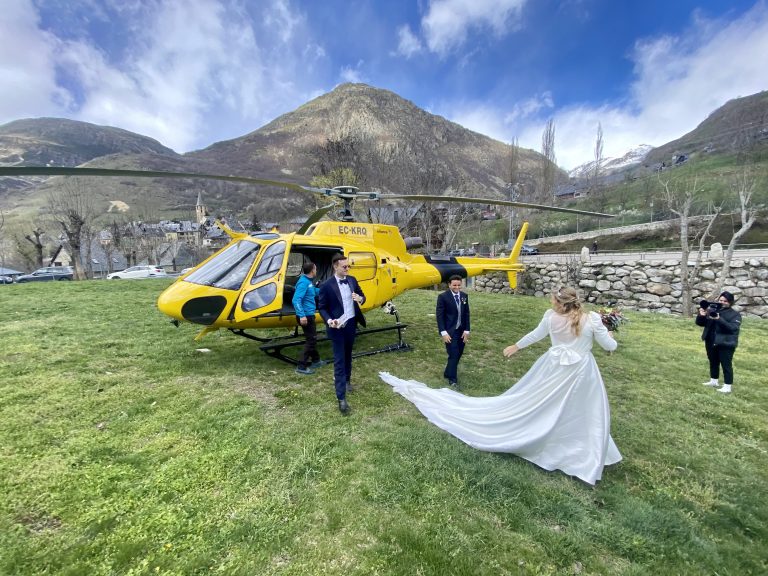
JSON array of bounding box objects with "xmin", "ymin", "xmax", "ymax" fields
[
  {"xmin": 436, "ymin": 275, "xmax": 470, "ymax": 387},
  {"xmin": 318, "ymin": 253, "xmax": 366, "ymax": 414}
]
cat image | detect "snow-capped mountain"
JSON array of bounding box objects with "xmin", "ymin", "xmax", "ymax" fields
[{"xmin": 568, "ymin": 144, "xmax": 654, "ymax": 178}]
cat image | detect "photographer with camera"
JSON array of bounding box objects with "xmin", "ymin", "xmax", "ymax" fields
[{"xmin": 696, "ymin": 291, "xmax": 741, "ymax": 394}]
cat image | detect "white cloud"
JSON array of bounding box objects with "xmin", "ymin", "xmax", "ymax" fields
[
  {"xmin": 0, "ymin": 0, "xmax": 71, "ymax": 120},
  {"xmin": 1, "ymin": 0, "xmax": 324, "ymax": 152},
  {"xmin": 504, "ymin": 92, "xmax": 554, "ymax": 124},
  {"xmin": 453, "ymin": 3, "xmax": 768, "ymax": 169},
  {"xmin": 339, "ymin": 61, "xmax": 366, "ymax": 84},
  {"xmin": 393, "ymin": 24, "xmax": 423, "ymax": 58},
  {"xmin": 55, "ymin": 0, "xmax": 259, "ymax": 151},
  {"xmin": 262, "ymin": 0, "xmax": 302, "ymax": 43},
  {"xmin": 422, "ymin": 0, "xmax": 527, "ymax": 55},
  {"xmin": 441, "ymin": 102, "xmax": 511, "ymax": 142}
]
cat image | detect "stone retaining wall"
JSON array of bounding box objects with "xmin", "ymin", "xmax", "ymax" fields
[{"xmin": 473, "ymin": 256, "xmax": 768, "ymax": 318}]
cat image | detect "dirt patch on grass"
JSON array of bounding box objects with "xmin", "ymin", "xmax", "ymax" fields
[
  {"xmin": 174, "ymin": 374, "xmax": 282, "ymax": 408},
  {"xmin": 16, "ymin": 510, "xmax": 62, "ymax": 534}
]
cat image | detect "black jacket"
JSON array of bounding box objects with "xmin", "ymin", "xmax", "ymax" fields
[
  {"xmin": 436, "ymin": 290, "xmax": 471, "ymax": 334},
  {"xmin": 318, "ymin": 275, "xmax": 367, "ymax": 328},
  {"xmin": 695, "ymin": 306, "xmax": 741, "ymax": 348}
]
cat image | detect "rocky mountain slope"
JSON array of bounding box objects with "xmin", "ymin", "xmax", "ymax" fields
[
  {"xmin": 0, "ymin": 118, "xmax": 180, "ymax": 202},
  {"xmin": 0, "ymin": 117, "xmax": 176, "ymax": 166},
  {"xmin": 2, "ymin": 85, "xmax": 767, "ymax": 226},
  {"xmin": 188, "ymin": 83, "xmax": 544, "ymax": 194},
  {"xmin": 568, "ymin": 144, "xmax": 654, "ymax": 178},
  {"xmin": 1, "ymin": 84, "xmax": 549, "ymax": 223},
  {"xmin": 644, "ymin": 91, "xmax": 768, "ymax": 165}
]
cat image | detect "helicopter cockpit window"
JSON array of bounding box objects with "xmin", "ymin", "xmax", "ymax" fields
[
  {"xmin": 242, "ymin": 282, "xmax": 278, "ymax": 312},
  {"xmin": 184, "ymin": 241, "xmax": 261, "ymax": 290},
  {"xmin": 250, "ymin": 241, "xmax": 286, "ymax": 285},
  {"xmin": 348, "ymin": 251, "xmax": 377, "ymax": 281}
]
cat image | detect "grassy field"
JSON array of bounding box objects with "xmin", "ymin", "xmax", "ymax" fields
[{"xmin": 1, "ymin": 280, "xmax": 767, "ymax": 575}]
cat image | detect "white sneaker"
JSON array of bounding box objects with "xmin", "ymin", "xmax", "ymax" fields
[
  {"xmin": 702, "ymin": 380, "xmax": 719, "ymax": 387},
  {"xmin": 717, "ymin": 384, "xmax": 732, "ymax": 394}
]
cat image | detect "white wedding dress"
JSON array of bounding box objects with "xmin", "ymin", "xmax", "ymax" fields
[{"xmin": 379, "ymin": 310, "xmax": 621, "ymax": 485}]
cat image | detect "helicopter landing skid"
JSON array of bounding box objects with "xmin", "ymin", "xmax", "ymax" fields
[
  {"xmin": 228, "ymin": 326, "xmax": 300, "ymax": 343},
  {"xmin": 257, "ymin": 322, "xmax": 411, "ymax": 366}
]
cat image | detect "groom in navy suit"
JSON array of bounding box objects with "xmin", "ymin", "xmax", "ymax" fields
[
  {"xmin": 436, "ymin": 274, "xmax": 470, "ymax": 387},
  {"xmin": 318, "ymin": 253, "xmax": 366, "ymax": 414}
]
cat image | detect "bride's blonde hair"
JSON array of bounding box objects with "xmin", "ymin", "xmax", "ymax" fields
[{"xmin": 552, "ymin": 286, "xmax": 585, "ymax": 336}]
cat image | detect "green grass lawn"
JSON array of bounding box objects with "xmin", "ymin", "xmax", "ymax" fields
[{"xmin": 1, "ymin": 280, "xmax": 766, "ymax": 575}]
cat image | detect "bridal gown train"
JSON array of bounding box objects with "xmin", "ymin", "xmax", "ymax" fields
[{"xmin": 379, "ymin": 309, "xmax": 621, "ymax": 485}]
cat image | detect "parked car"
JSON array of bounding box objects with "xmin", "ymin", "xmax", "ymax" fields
[
  {"xmin": 16, "ymin": 266, "xmax": 74, "ymax": 282},
  {"xmin": 107, "ymin": 265, "xmax": 167, "ymax": 280},
  {"xmin": 0, "ymin": 275, "xmax": 14, "ymax": 284},
  {"xmin": 520, "ymin": 244, "xmax": 539, "ymax": 255},
  {"xmin": 448, "ymin": 248, "xmax": 476, "ymax": 257}
]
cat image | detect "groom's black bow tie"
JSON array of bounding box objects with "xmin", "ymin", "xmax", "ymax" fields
[{"xmin": 339, "ymin": 279, "xmax": 348, "ymax": 285}]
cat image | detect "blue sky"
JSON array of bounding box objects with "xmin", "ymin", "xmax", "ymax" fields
[{"xmin": 2, "ymin": 0, "xmax": 767, "ymax": 170}]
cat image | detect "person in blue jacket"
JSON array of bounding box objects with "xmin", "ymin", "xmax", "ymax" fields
[{"xmin": 292, "ymin": 261, "xmax": 322, "ymax": 375}]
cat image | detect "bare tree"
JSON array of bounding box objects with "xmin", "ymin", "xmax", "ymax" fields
[
  {"xmin": 8, "ymin": 223, "xmax": 47, "ymax": 269},
  {"xmin": 590, "ymin": 123, "xmax": 605, "ymax": 206},
  {"xmin": 411, "ymin": 201, "xmax": 438, "ymax": 251},
  {"xmin": 593, "ymin": 122, "xmax": 604, "ymax": 184},
  {"xmin": 135, "ymin": 223, "xmax": 166, "ymax": 266},
  {"xmin": 98, "ymin": 227, "xmax": 119, "ymax": 274},
  {"xmin": 406, "ymin": 164, "xmax": 451, "ymax": 252},
  {"xmin": 0, "ymin": 207, "xmax": 5, "ymax": 270},
  {"xmin": 46, "ymin": 178, "xmax": 96, "ymax": 280},
  {"xmin": 540, "ymin": 118, "xmax": 557, "ymax": 203},
  {"xmin": 713, "ymin": 167, "xmax": 764, "ymax": 295},
  {"xmin": 440, "ymin": 177, "xmax": 479, "ymax": 251},
  {"xmin": 506, "ymin": 138, "xmax": 521, "ymax": 245},
  {"xmin": 659, "ymin": 174, "xmax": 720, "ymax": 316},
  {"xmin": 108, "ymin": 220, "xmax": 138, "ymax": 268}
]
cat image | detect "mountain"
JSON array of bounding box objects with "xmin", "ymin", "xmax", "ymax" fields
[
  {"xmin": 0, "ymin": 117, "xmax": 176, "ymax": 167},
  {"xmin": 568, "ymin": 144, "xmax": 654, "ymax": 178},
  {"xmin": 644, "ymin": 91, "xmax": 768, "ymax": 165},
  {"xmin": 187, "ymin": 83, "xmax": 545, "ymax": 193},
  {"xmin": 1, "ymin": 84, "xmax": 550, "ymax": 223},
  {"xmin": 0, "ymin": 117, "xmax": 180, "ymax": 199},
  {"xmin": 3, "ymin": 85, "xmax": 768, "ymax": 226}
]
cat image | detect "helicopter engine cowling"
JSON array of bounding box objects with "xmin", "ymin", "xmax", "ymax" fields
[{"xmin": 404, "ymin": 237, "xmax": 423, "ymax": 250}]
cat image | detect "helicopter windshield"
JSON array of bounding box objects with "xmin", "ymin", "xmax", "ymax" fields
[{"xmin": 184, "ymin": 240, "xmax": 261, "ymax": 290}]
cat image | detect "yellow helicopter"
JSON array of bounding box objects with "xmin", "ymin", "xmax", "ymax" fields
[{"xmin": 1, "ymin": 166, "xmax": 613, "ymax": 361}]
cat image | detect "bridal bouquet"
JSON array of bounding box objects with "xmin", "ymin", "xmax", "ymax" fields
[{"xmin": 599, "ymin": 307, "xmax": 629, "ymax": 332}]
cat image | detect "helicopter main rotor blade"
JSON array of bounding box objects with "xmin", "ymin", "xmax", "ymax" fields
[
  {"xmin": 297, "ymin": 204, "xmax": 336, "ymax": 234},
  {"xmin": 0, "ymin": 166, "xmax": 614, "ymax": 218},
  {"xmin": 379, "ymin": 194, "xmax": 615, "ymax": 218},
  {"xmin": 0, "ymin": 166, "xmax": 324, "ymax": 194}
]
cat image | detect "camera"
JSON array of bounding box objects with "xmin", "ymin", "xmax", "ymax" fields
[{"xmin": 699, "ymin": 300, "xmax": 722, "ymax": 317}]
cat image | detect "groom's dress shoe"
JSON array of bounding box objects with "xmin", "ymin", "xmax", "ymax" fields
[{"xmin": 338, "ymin": 399, "xmax": 350, "ymax": 414}]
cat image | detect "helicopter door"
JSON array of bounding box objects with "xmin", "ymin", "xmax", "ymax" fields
[
  {"xmin": 233, "ymin": 240, "xmax": 290, "ymax": 322},
  {"xmin": 347, "ymin": 251, "xmax": 378, "ymax": 306}
]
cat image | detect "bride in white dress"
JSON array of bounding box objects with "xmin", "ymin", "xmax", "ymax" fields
[{"xmin": 379, "ymin": 287, "xmax": 621, "ymax": 485}]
